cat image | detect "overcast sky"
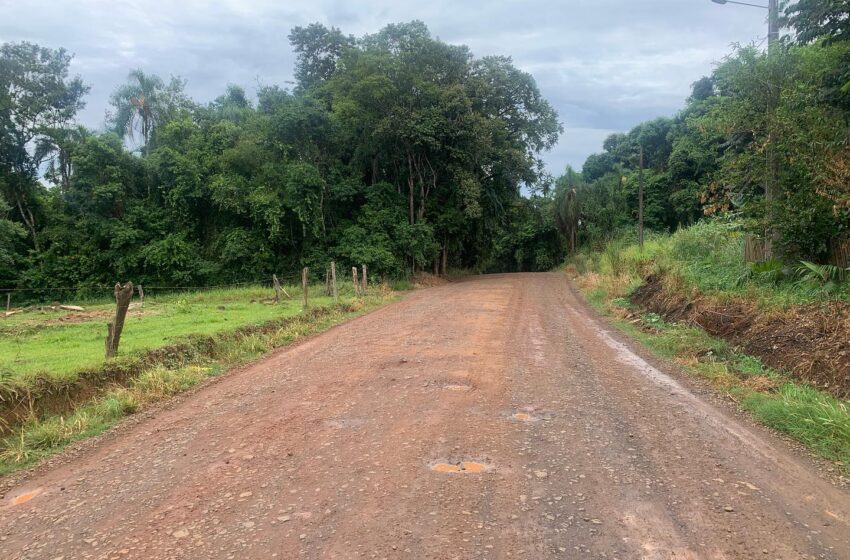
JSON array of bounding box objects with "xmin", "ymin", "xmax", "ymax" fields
[{"xmin": 0, "ymin": 0, "xmax": 769, "ymax": 175}]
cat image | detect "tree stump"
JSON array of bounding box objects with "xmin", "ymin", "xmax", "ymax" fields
[{"xmin": 105, "ymin": 282, "xmax": 134, "ymax": 358}]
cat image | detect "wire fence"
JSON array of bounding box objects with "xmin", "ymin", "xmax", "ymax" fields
[{"xmin": 1, "ymin": 264, "xmax": 370, "ymax": 311}]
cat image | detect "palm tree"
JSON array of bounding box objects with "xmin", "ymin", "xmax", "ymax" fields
[{"xmin": 109, "ymin": 70, "xmax": 186, "ymax": 155}]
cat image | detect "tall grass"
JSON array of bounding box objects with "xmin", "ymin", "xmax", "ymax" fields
[
  {"xmin": 569, "ymin": 220, "xmax": 850, "ymax": 307},
  {"xmin": 744, "ymin": 385, "xmax": 850, "ymax": 468}
]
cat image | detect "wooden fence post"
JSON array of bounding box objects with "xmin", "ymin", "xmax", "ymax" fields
[
  {"xmin": 105, "ymin": 282, "xmax": 134, "ymax": 358},
  {"xmin": 137, "ymin": 284, "xmax": 144, "ymax": 308},
  {"xmin": 352, "ymin": 267, "xmax": 359, "ymax": 297},
  {"xmin": 324, "ymin": 268, "xmax": 331, "ymax": 296},
  {"xmin": 744, "ymin": 234, "xmax": 767, "ymax": 263},
  {"xmin": 361, "ymin": 264, "xmax": 368, "ymax": 294},
  {"xmin": 331, "ymin": 261, "xmax": 338, "ymax": 303},
  {"xmin": 5, "ymin": 293, "xmax": 10, "ymax": 313},
  {"xmin": 273, "ymin": 274, "xmax": 283, "ymax": 303},
  {"xmin": 302, "ymin": 267, "xmax": 309, "ymax": 310}
]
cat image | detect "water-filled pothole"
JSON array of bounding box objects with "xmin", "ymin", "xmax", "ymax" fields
[{"xmin": 429, "ymin": 460, "xmax": 493, "ymax": 474}]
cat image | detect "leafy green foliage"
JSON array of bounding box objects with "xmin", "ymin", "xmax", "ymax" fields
[
  {"xmin": 0, "ymin": 24, "xmax": 564, "ymax": 294},
  {"xmin": 560, "ymin": 12, "xmax": 850, "ymax": 266},
  {"xmin": 794, "ymin": 261, "xmax": 850, "ymax": 295}
]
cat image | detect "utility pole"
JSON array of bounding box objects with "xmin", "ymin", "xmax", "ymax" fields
[
  {"xmin": 638, "ymin": 145, "xmax": 644, "ymax": 251},
  {"xmin": 711, "ymin": 0, "xmax": 781, "ymax": 258},
  {"xmin": 765, "ymin": 0, "xmax": 779, "ymax": 256}
]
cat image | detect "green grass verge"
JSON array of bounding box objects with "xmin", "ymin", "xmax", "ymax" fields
[
  {"xmin": 585, "ymin": 288, "xmax": 850, "ymax": 474},
  {"xmin": 570, "ymin": 220, "xmax": 849, "ymax": 309},
  {"xmin": 0, "ymin": 288, "xmax": 398, "ymax": 475},
  {"xmin": 0, "ymin": 284, "xmax": 346, "ymax": 383}
]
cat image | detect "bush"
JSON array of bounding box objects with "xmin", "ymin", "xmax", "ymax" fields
[{"xmin": 603, "ymin": 240, "xmax": 625, "ymax": 277}]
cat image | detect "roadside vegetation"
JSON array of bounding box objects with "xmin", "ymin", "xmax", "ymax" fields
[
  {"xmin": 567, "ymin": 223, "xmax": 850, "ymax": 474},
  {"xmin": 553, "ymin": 2, "xmax": 849, "ymax": 474},
  {"xmin": 0, "ymin": 283, "xmax": 400, "ymax": 474},
  {"xmin": 0, "ymin": 21, "xmax": 563, "ymax": 299}
]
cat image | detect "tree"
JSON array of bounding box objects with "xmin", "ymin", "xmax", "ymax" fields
[
  {"xmin": 785, "ymin": 0, "xmax": 850, "ymax": 45},
  {"xmin": 0, "ymin": 41, "xmax": 88, "ymax": 250},
  {"xmin": 554, "ymin": 166, "xmax": 581, "ymax": 253},
  {"xmin": 288, "ymin": 24, "xmax": 354, "ymax": 92},
  {"xmin": 4, "ymin": 29, "xmax": 565, "ymax": 293},
  {"xmin": 0, "ymin": 195, "xmax": 26, "ymax": 285},
  {"xmin": 109, "ymin": 69, "xmax": 188, "ymax": 154}
]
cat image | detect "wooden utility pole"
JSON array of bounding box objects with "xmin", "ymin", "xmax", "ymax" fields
[
  {"xmin": 765, "ymin": 0, "xmax": 779, "ymax": 258},
  {"xmin": 638, "ymin": 145, "xmax": 645, "ymax": 251},
  {"xmin": 301, "ymin": 268, "xmax": 309, "ymax": 310},
  {"xmin": 352, "ymin": 267, "xmax": 360, "ymax": 297},
  {"xmin": 361, "ymin": 265, "xmax": 368, "ymax": 294},
  {"xmin": 330, "ymin": 261, "xmax": 338, "ymax": 302},
  {"xmin": 105, "ymin": 282, "xmax": 134, "ymax": 358}
]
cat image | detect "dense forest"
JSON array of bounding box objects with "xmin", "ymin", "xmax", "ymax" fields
[
  {"xmin": 0, "ymin": 21, "xmax": 562, "ymax": 294},
  {"xmin": 2, "ymin": 1, "xmax": 848, "ymax": 297},
  {"xmin": 554, "ymin": 0, "xmax": 849, "ymax": 263}
]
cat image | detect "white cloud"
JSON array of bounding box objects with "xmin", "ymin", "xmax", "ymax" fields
[{"xmin": 0, "ymin": 0, "xmax": 770, "ymax": 172}]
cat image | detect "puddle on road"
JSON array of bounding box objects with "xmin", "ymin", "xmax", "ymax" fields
[
  {"xmin": 430, "ymin": 460, "xmax": 493, "ymax": 474},
  {"xmin": 7, "ymin": 488, "xmax": 42, "ymax": 506}
]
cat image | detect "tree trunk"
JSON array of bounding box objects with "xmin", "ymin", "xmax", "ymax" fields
[
  {"xmin": 441, "ymin": 240, "xmax": 448, "ymax": 276},
  {"xmin": 105, "ymin": 282, "xmax": 134, "ymax": 358},
  {"xmin": 407, "ymin": 155, "xmax": 416, "ymax": 226},
  {"xmin": 13, "ymin": 193, "xmax": 39, "ymax": 251},
  {"xmin": 418, "ymin": 180, "xmax": 426, "ymax": 223}
]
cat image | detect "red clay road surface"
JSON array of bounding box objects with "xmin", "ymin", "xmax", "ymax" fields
[{"xmin": 2, "ymin": 273, "xmax": 850, "ymax": 559}]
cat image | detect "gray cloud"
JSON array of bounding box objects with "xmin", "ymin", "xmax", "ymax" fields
[{"xmin": 0, "ymin": 0, "xmax": 769, "ymax": 174}]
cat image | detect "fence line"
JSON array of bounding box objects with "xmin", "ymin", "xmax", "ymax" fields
[
  {"xmin": 0, "ymin": 276, "xmax": 303, "ymax": 294},
  {"xmin": 2, "ymin": 264, "xmax": 370, "ymax": 311}
]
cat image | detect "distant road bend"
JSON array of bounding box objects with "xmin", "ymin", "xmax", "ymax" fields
[{"xmin": 2, "ymin": 273, "xmax": 849, "ymax": 559}]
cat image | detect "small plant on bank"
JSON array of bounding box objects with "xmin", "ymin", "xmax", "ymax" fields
[{"xmin": 794, "ymin": 261, "xmax": 849, "ymax": 294}]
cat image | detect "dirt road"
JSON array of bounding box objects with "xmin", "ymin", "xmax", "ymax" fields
[{"xmin": 2, "ymin": 273, "xmax": 849, "ymax": 559}]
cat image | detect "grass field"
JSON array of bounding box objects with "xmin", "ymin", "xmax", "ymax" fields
[
  {"xmin": 1, "ymin": 284, "xmax": 336, "ymax": 383},
  {"xmin": 0, "ymin": 282, "xmax": 400, "ymax": 473}
]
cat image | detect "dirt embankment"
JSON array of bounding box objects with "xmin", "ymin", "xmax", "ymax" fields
[{"xmin": 630, "ymin": 274, "xmax": 850, "ymax": 397}]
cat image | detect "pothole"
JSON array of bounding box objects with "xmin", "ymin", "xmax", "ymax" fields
[
  {"xmin": 506, "ymin": 406, "xmax": 553, "ymax": 423},
  {"xmin": 439, "ymin": 381, "xmax": 474, "ymax": 392},
  {"xmin": 8, "ymin": 488, "xmax": 42, "ymax": 506},
  {"xmin": 429, "ymin": 459, "xmax": 493, "ymax": 474}
]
